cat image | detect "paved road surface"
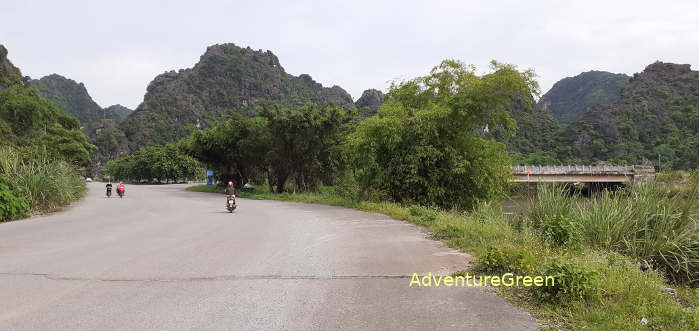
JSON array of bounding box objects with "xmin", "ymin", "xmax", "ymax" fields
[{"xmin": 0, "ymin": 184, "xmax": 538, "ymax": 330}]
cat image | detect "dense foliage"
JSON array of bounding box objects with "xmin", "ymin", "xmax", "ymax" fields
[
  {"xmin": 0, "ymin": 173, "xmax": 28, "ymax": 221},
  {"xmin": 185, "ymin": 103, "xmax": 352, "ymax": 192},
  {"xmin": 186, "ymin": 114, "xmax": 270, "ymax": 188},
  {"xmin": 347, "ymin": 60, "xmax": 537, "ymax": 209},
  {"xmin": 103, "ymin": 144, "xmax": 202, "ymax": 182}
]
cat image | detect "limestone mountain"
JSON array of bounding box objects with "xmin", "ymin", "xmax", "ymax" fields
[
  {"xmin": 355, "ymin": 89, "xmax": 384, "ymax": 117},
  {"xmin": 559, "ymin": 62, "xmax": 698, "ymax": 169},
  {"xmin": 28, "ymin": 74, "xmax": 105, "ymax": 129},
  {"xmin": 120, "ymin": 43, "xmax": 356, "ymax": 148},
  {"xmin": 539, "ymin": 71, "xmax": 630, "ymax": 124}
]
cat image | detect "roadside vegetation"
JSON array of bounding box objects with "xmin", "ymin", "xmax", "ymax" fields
[
  {"xmin": 0, "ymin": 51, "xmax": 93, "ymax": 221},
  {"xmin": 0, "ymin": 145, "xmax": 86, "ymax": 221},
  {"xmin": 182, "ymin": 60, "xmax": 697, "ymax": 329},
  {"xmin": 189, "ymin": 181, "xmax": 698, "ymax": 329}
]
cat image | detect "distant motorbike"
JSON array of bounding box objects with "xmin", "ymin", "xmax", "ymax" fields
[
  {"xmin": 226, "ymin": 195, "xmax": 237, "ymax": 213},
  {"xmin": 117, "ymin": 187, "xmax": 125, "ymax": 198},
  {"xmin": 106, "ymin": 188, "xmax": 112, "ymax": 198}
]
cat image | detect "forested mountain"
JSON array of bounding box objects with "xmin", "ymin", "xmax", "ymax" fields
[
  {"xmin": 120, "ymin": 43, "xmax": 357, "ymax": 149},
  {"xmin": 28, "ymin": 74, "xmax": 104, "ymax": 129},
  {"xmin": 538, "ymin": 71, "xmax": 630, "ymax": 124},
  {"xmin": 558, "ymin": 62, "xmax": 698, "ymax": 169}
]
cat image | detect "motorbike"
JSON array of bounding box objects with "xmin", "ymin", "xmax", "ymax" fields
[
  {"xmin": 117, "ymin": 187, "xmax": 125, "ymax": 198},
  {"xmin": 226, "ymin": 195, "xmax": 237, "ymax": 213},
  {"xmin": 106, "ymin": 188, "xmax": 112, "ymax": 198}
]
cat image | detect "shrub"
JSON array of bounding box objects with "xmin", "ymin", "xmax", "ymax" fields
[
  {"xmin": 538, "ymin": 259, "xmax": 598, "ymax": 303},
  {"xmin": 475, "ymin": 244, "xmax": 538, "ymax": 274},
  {"xmin": 478, "ymin": 244, "xmax": 508, "ymax": 272},
  {"xmin": 0, "ymin": 174, "xmax": 28, "ymax": 221},
  {"xmin": 540, "ymin": 214, "xmax": 581, "ymax": 247}
]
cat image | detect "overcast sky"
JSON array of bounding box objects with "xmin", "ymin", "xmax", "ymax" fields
[{"xmin": 1, "ymin": 0, "xmax": 698, "ymax": 109}]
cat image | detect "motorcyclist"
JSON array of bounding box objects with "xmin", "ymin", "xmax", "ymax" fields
[
  {"xmin": 105, "ymin": 182, "xmax": 112, "ymax": 197},
  {"xmin": 117, "ymin": 181, "xmax": 126, "ymax": 196},
  {"xmin": 225, "ymin": 181, "xmax": 236, "ymax": 196}
]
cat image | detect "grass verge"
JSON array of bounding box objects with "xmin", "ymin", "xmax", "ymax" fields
[
  {"xmin": 0, "ymin": 145, "xmax": 85, "ymax": 221},
  {"xmin": 187, "ymin": 183, "xmax": 698, "ymax": 329}
]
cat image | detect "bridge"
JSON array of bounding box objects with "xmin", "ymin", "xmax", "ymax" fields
[{"xmin": 511, "ymin": 165, "xmax": 655, "ymax": 183}]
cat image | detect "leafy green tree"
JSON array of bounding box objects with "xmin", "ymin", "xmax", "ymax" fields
[
  {"xmin": 259, "ymin": 102, "xmax": 352, "ymax": 193},
  {"xmin": 185, "ymin": 115, "xmax": 270, "ymax": 187},
  {"xmin": 347, "ymin": 60, "xmax": 538, "ymax": 209}
]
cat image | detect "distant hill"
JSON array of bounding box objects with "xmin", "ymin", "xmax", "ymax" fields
[
  {"xmin": 539, "ymin": 71, "xmax": 630, "ymax": 125},
  {"xmin": 120, "ymin": 43, "xmax": 357, "ymax": 148},
  {"xmin": 103, "ymin": 104, "xmax": 132, "ymax": 120},
  {"xmin": 29, "ymin": 74, "xmax": 104, "ymax": 129},
  {"xmin": 559, "ymin": 62, "xmax": 698, "ymax": 169}
]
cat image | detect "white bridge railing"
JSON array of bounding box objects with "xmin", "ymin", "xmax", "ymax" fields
[{"xmin": 511, "ymin": 165, "xmax": 635, "ymax": 174}]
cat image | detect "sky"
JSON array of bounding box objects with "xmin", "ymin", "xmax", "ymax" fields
[{"xmin": 1, "ymin": 0, "xmax": 698, "ymax": 109}]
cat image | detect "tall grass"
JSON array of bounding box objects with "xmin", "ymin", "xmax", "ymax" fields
[
  {"xmin": 0, "ymin": 145, "xmax": 85, "ymax": 213},
  {"xmin": 530, "ymin": 184, "xmax": 698, "ymax": 285},
  {"xmin": 580, "ymin": 184, "xmax": 697, "ymax": 285}
]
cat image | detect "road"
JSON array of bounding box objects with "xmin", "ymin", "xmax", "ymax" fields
[{"xmin": 0, "ymin": 184, "xmax": 538, "ymax": 330}]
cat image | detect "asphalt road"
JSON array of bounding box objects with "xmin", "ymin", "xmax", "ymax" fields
[{"xmin": 0, "ymin": 184, "xmax": 538, "ymax": 330}]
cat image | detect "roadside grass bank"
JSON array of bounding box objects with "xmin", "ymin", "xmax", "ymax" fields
[
  {"xmin": 0, "ymin": 145, "xmax": 85, "ymax": 221},
  {"xmin": 186, "ymin": 183, "xmax": 698, "ymax": 329}
]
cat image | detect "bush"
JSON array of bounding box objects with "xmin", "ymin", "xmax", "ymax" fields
[
  {"xmin": 475, "ymin": 244, "xmax": 538, "ymax": 274},
  {"xmin": 538, "ymin": 259, "xmax": 598, "ymax": 303},
  {"xmin": 0, "ymin": 174, "xmax": 28, "ymax": 221},
  {"xmin": 540, "ymin": 214, "xmax": 581, "ymax": 247}
]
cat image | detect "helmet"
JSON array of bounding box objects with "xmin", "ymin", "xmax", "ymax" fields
[{"xmin": 228, "ymin": 181, "xmax": 233, "ymax": 187}]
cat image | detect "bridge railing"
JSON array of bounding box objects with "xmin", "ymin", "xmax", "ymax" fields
[{"xmin": 511, "ymin": 165, "xmax": 635, "ymax": 175}]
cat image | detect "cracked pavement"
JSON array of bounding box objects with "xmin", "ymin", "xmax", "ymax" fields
[{"xmin": 0, "ymin": 184, "xmax": 538, "ymax": 330}]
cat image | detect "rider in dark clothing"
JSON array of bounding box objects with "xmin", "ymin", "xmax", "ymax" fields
[{"xmin": 105, "ymin": 182, "xmax": 113, "ymax": 195}]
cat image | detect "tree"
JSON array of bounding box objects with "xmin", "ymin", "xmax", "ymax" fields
[
  {"xmin": 185, "ymin": 115, "xmax": 269, "ymax": 187},
  {"xmin": 259, "ymin": 102, "xmax": 352, "ymax": 193},
  {"xmin": 347, "ymin": 60, "xmax": 538, "ymax": 209}
]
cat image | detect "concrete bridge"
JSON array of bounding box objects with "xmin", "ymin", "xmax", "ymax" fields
[{"xmin": 511, "ymin": 165, "xmax": 655, "ymax": 183}]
